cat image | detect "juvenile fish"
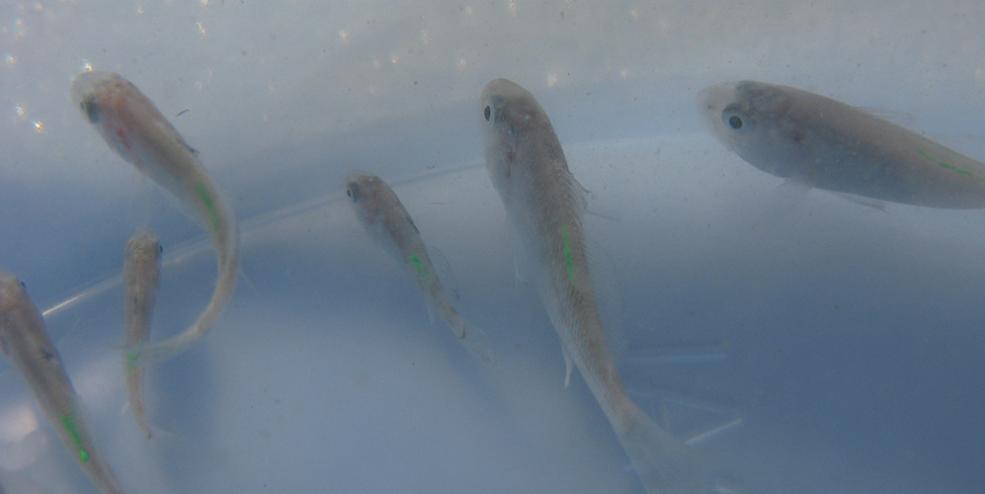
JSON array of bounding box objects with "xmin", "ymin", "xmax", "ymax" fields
[
  {"xmin": 123, "ymin": 231, "xmax": 162, "ymax": 438},
  {"xmin": 72, "ymin": 71, "xmax": 239, "ymax": 365},
  {"xmin": 700, "ymin": 80, "xmax": 985, "ymax": 208},
  {"xmin": 0, "ymin": 273, "xmax": 124, "ymax": 494},
  {"xmin": 346, "ymin": 174, "xmax": 492, "ymax": 364},
  {"xmin": 481, "ymin": 79, "xmax": 703, "ymax": 493}
]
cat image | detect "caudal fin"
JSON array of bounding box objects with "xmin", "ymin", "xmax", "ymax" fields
[
  {"xmin": 125, "ymin": 330, "xmax": 198, "ymax": 368},
  {"xmin": 615, "ymin": 403, "xmax": 708, "ymax": 494},
  {"xmin": 455, "ymin": 320, "xmax": 496, "ymax": 366}
]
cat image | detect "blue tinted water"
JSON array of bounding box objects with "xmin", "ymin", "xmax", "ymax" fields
[{"xmin": 2, "ymin": 2, "xmax": 985, "ymax": 493}]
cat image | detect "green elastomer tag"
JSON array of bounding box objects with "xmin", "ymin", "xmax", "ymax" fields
[
  {"xmin": 126, "ymin": 349, "xmax": 140, "ymax": 370},
  {"xmin": 408, "ymin": 253, "xmax": 429, "ymax": 281},
  {"xmin": 917, "ymin": 148, "xmax": 985, "ymax": 184},
  {"xmin": 195, "ymin": 182, "xmax": 223, "ymax": 234},
  {"xmin": 560, "ymin": 225, "xmax": 575, "ymax": 283},
  {"xmin": 60, "ymin": 414, "xmax": 90, "ymax": 463}
]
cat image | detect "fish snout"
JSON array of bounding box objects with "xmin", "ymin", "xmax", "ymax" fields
[
  {"xmin": 697, "ymin": 82, "xmax": 738, "ymax": 118},
  {"xmin": 71, "ymin": 71, "xmax": 125, "ymax": 123}
]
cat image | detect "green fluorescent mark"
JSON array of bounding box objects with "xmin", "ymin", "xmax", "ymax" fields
[
  {"xmin": 195, "ymin": 182, "xmax": 222, "ymax": 233},
  {"xmin": 560, "ymin": 225, "xmax": 575, "ymax": 283},
  {"xmin": 60, "ymin": 414, "xmax": 90, "ymax": 463},
  {"xmin": 408, "ymin": 253, "xmax": 429, "ymax": 281},
  {"xmin": 917, "ymin": 148, "xmax": 985, "ymax": 184}
]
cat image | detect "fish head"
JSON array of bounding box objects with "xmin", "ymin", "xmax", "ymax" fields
[
  {"xmin": 71, "ymin": 71, "xmax": 145, "ymax": 164},
  {"xmin": 480, "ymin": 78, "xmax": 552, "ymax": 188},
  {"xmin": 71, "ymin": 71, "xmax": 125, "ymax": 125},
  {"xmin": 125, "ymin": 231, "xmax": 163, "ymax": 266},
  {"xmin": 345, "ymin": 174, "xmax": 386, "ymax": 225},
  {"xmin": 699, "ymin": 80, "xmax": 806, "ymax": 179},
  {"xmin": 0, "ymin": 273, "xmax": 29, "ymax": 355}
]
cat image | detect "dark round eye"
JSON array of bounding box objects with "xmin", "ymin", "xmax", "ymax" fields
[
  {"xmin": 81, "ymin": 99, "xmax": 100, "ymax": 123},
  {"xmin": 158, "ymin": 245, "xmax": 164, "ymax": 254},
  {"xmin": 721, "ymin": 104, "xmax": 749, "ymax": 132},
  {"xmin": 483, "ymin": 105, "xmax": 491, "ymax": 121},
  {"xmin": 18, "ymin": 280, "xmax": 25, "ymax": 289},
  {"xmin": 346, "ymin": 188, "xmax": 352, "ymax": 198}
]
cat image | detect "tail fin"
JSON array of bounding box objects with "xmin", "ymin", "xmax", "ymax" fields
[
  {"xmin": 614, "ymin": 403, "xmax": 708, "ymax": 494},
  {"xmin": 129, "ymin": 236, "xmax": 238, "ymax": 367},
  {"xmin": 125, "ymin": 330, "xmax": 198, "ymax": 368},
  {"xmin": 437, "ymin": 298, "xmax": 495, "ymax": 366},
  {"xmin": 453, "ymin": 319, "xmax": 496, "ymax": 366}
]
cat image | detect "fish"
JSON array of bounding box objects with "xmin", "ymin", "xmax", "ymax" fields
[
  {"xmin": 699, "ymin": 80, "xmax": 985, "ymax": 209},
  {"xmin": 0, "ymin": 273, "xmax": 125, "ymax": 494},
  {"xmin": 71, "ymin": 71, "xmax": 239, "ymax": 365},
  {"xmin": 480, "ymin": 78, "xmax": 704, "ymax": 493},
  {"xmin": 123, "ymin": 231, "xmax": 163, "ymax": 438},
  {"xmin": 345, "ymin": 174, "xmax": 493, "ymax": 364}
]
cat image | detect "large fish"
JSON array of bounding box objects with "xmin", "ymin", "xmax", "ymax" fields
[
  {"xmin": 123, "ymin": 231, "xmax": 162, "ymax": 438},
  {"xmin": 480, "ymin": 78, "xmax": 703, "ymax": 493},
  {"xmin": 700, "ymin": 80, "xmax": 985, "ymax": 208},
  {"xmin": 71, "ymin": 71, "xmax": 239, "ymax": 365},
  {"xmin": 345, "ymin": 174, "xmax": 492, "ymax": 364},
  {"xmin": 0, "ymin": 273, "xmax": 125, "ymax": 494}
]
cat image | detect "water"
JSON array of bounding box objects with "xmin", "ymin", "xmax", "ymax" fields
[{"xmin": 2, "ymin": 2, "xmax": 985, "ymax": 493}]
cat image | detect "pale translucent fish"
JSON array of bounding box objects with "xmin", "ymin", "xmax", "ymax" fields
[
  {"xmin": 345, "ymin": 174, "xmax": 493, "ymax": 365},
  {"xmin": 0, "ymin": 273, "xmax": 125, "ymax": 494},
  {"xmin": 123, "ymin": 231, "xmax": 162, "ymax": 438},
  {"xmin": 699, "ymin": 80, "xmax": 985, "ymax": 209},
  {"xmin": 481, "ymin": 78, "xmax": 704, "ymax": 493},
  {"xmin": 71, "ymin": 71, "xmax": 239, "ymax": 365}
]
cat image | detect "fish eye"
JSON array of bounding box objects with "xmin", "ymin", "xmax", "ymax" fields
[
  {"xmin": 484, "ymin": 105, "xmax": 491, "ymax": 121},
  {"xmin": 346, "ymin": 188, "xmax": 352, "ymax": 198},
  {"xmin": 17, "ymin": 280, "xmax": 25, "ymax": 289},
  {"xmin": 158, "ymin": 245, "xmax": 164, "ymax": 254},
  {"xmin": 81, "ymin": 99, "xmax": 100, "ymax": 123},
  {"xmin": 721, "ymin": 105, "xmax": 749, "ymax": 132}
]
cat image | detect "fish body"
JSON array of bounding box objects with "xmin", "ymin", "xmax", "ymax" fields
[
  {"xmin": 123, "ymin": 231, "xmax": 162, "ymax": 438},
  {"xmin": 71, "ymin": 71, "xmax": 238, "ymax": 364},
  {"xmin": 346, "ymin": 174, "xmax": 491, "ymax": 363},
  {"xmin": 700, "ymin": 80, "xmax": 985, "ymax": 209},
  {"xmin": 481, "ymin": 79, "xmax": 702, "ymax": 493},
  {"xmin": 0, "ymin": 273, "xmax": 124, "ymax": 494}
]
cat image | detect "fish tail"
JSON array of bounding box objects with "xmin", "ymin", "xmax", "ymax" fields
[
  {"xmin": 613, "ymin": 401, "xmax": 707, "ymax": 494},
  {"xmin": 124, "ymin": 364, "xmax": 153, "ymax": 439},
  {"xmin": 126, "ymin": 333, "xmax": 192, "ymax": 368},
  {"xmin": 433, "ymin": 293, "xmax": 495, "ymax": 365},
  {"xmin": 133, "ymin": 222, "xmax": 239, "ymax": 366},
  {"xmin": 458, "ymin": 320, "xmax": 495, "ymax": 366}
]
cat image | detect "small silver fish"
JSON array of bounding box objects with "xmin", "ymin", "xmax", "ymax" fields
[
  {"xmin": 346, "ymin": 174, "xmax": 492, "ymax": 364},
  {"xmin": 0, "ymin": 273, "xmax": 124, "ymax": 494},
  {"xmin": 481, "ymin": 79, "xmax": 703, "ymax": 493},
  {"xmin": 71, "ymin": 71, "xmax": 239, "ymax": 365},
  {"xmin": 700, "ymin": 80, "xmax": 985, "ymax": 209},
  {"xmin": 123, "ymin": 231, "xmax": 162, "ymax": 438}
]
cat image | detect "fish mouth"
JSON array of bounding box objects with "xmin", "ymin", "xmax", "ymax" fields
[
  {"xmin": 480, "ymin": 78, "xmax": 524, "ymax": 106},
  {"xmin": 697, "ymin": 82, "xmax": 739, "ymax": 119},
  {"xmin": 344, "ymin": 173, "xmax": 380, "ymax": 203},
  {"xmin": 126, "ymin": 231, "xmax": 162, "ymax": 259},
  {"xmin": 71, "ymin": 72, "xmax": 103, "ymax": 122},
  {"xmin": 696, "ymin": 82, "xmax": 743, "ymax": 147},
  {"xmin": 70, "ymin": 71, "xmax": 123, "ymax": 122},
  {"xmin": 0, "ymin": 273, "xmax": 25, "ymax": 310}
]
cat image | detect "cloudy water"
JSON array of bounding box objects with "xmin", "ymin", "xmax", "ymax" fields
[{"xmin": 1, "ymin": 2, "xmax": 984, "ymax": 493}]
